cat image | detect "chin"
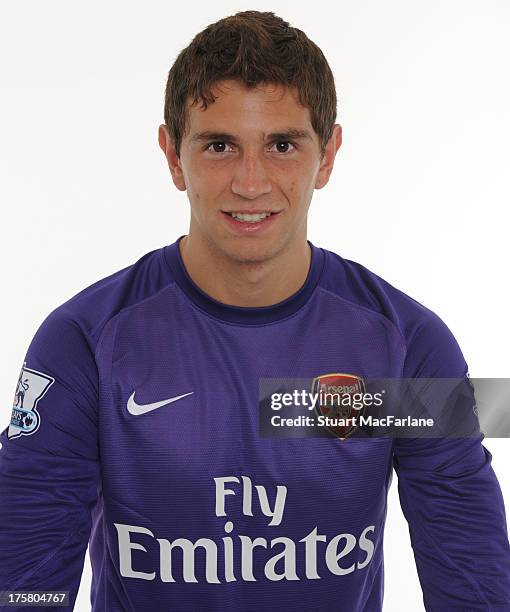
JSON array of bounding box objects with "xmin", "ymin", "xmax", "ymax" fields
[{"xmin": 210, "ymin": 236, "xmax": 268, "ymax": 262}]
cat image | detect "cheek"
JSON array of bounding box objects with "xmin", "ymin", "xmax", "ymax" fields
[
  {"xmin": 283, "ymin": 173, "xmax": 314, "ymax": 201},
  {"xmin": 186, "ymin": 160, "xmax": 230, "ymax": 194},
  {"xmin": 277, "ymin": 159, "xmax": 317, "ymax": 191}
]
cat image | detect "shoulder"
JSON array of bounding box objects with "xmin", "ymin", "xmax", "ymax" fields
[
  {"xmin": 26, "ymin": 244, "xmax": 175, "ymax": 363},
  {"xmin": 318, "ymin": 246, "xmax": 468, "ymax": 377}
]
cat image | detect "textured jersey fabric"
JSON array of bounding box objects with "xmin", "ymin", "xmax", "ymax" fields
[{"xmin": 1, "ymin": 236, "xmax": 509, "ymax": 611}]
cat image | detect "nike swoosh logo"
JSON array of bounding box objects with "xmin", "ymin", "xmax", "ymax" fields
[{"xmin": 127, "ymin": 391, "xmax": 194, "ymax": 415}]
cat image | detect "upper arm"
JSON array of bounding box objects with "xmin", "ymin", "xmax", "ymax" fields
[
  {"xmin": 393, "ymin": 309, "xmax": 510, "ymax": 610},
  {"xmin": 0, "ymin": 308, "xmax": 101, "ymax": 609}
]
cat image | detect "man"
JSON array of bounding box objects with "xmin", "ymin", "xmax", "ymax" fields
[{"xmin": 1, "ymin": 10, "xmax": 509, "ymax": 612}]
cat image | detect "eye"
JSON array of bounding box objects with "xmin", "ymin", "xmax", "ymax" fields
[
  {"xmin": 206, "ymin": 142, "xmax": 234, "ymax": 153},
  {"xmin": 270, "ymin": 141, "xmax": 296, "ymax": 154}
]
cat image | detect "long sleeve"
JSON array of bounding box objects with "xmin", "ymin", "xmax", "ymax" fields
[
  {"xmin": 0, "ymin": 308, "xmax": 101, "ymax": 611},
  {"xmin": 393, "ymin": 310, "xmax": 510, "ymax": 610}
]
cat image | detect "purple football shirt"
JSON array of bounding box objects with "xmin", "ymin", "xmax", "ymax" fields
[{"xmin": 1, "ymin": 236, "xmax": 509, "ymax": 611}]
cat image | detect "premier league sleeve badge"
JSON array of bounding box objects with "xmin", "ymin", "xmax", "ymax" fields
[{"xmin": 8, "ymin": 362, "xmax": 55, "ymax": 440}]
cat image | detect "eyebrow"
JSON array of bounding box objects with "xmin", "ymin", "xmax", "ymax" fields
[{"xmin": 189, "ymin": 128, "xmax": 314, "ymax": 144}]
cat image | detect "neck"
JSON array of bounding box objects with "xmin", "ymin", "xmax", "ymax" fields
[{"xmin": 178, "ymin": 234, "xmax": 312, "ymax": 307}]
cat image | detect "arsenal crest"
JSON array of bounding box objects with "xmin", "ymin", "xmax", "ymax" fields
[{"xmin": 311, "ymin": 373, "xmax": 366, "ymax": 440}]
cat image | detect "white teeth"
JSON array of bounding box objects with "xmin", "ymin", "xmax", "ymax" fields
[{"xmin": 231, "ymin": 212, "xmax": 272, "ymax": 222}]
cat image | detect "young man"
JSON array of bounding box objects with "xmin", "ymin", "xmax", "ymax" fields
[{"xmin": 1, "ymin": 10, "xmax": 509, "ymax": 612}]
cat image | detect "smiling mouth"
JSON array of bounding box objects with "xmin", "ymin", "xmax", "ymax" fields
[{"xmin": 222, "ymin": 210, "xmax": 281, "ymax": 223}]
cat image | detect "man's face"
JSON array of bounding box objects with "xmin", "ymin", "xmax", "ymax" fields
[{"xmin": 159, "ymin": 79, "xmax": 341, "ymax": 264}]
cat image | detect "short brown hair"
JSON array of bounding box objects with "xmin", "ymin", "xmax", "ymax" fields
[{"xmin": 163, "ymin": 10, "xmax": 337, "ymax": 158}]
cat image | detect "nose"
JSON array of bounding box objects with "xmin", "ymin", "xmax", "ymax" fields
[{"xmin": 231, "ymin": 150, "xmax": 272, "ymax": 199}]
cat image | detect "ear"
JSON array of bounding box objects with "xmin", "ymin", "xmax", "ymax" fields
[
  {"xmin": 158, "ymin": 124, "xmax": 186, "ymax": 192},
  {"xmin": 314, "ymin": 124, "xmax": 342, "ymax": 190}
]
